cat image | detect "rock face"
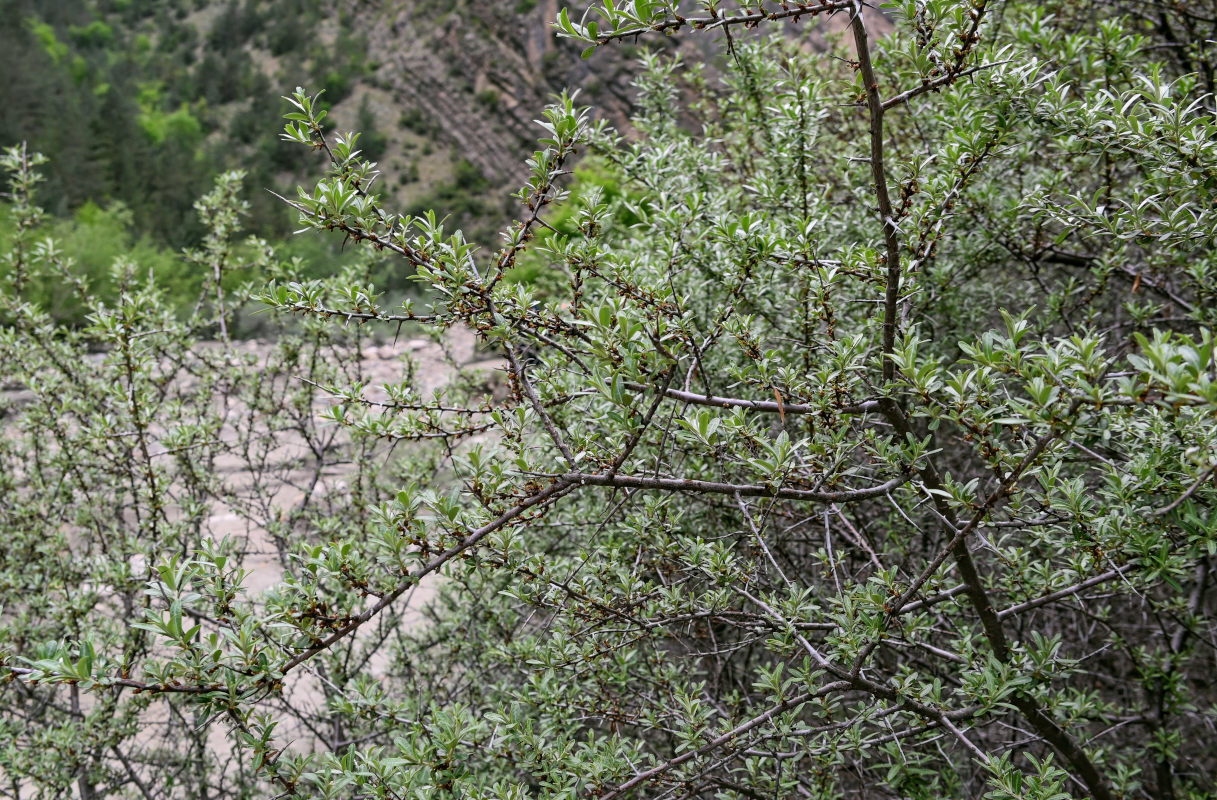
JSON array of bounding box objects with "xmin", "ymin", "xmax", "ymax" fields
[
  {"xmin": 358, "ymin": 1, "xmax": 645, "ymax": 185},
  {"xmin": 348, "ymin": 2, "xmax": 892, "ymax": 187}
]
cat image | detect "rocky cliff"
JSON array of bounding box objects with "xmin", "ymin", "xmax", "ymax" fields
[{"xmin": 336, "ymin": 2, "xmax": 891, "ymax": 192}]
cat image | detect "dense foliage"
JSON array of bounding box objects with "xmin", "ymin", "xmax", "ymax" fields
[{"xmin": 4, "ymin": 2, "xmax": 1217, "ymax": 799}]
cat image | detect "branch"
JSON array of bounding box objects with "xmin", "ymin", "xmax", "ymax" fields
[
  {"xmin": 849, "ymin": 2, "xmax": 902, "ymax": 385},
  {"xmin": 1152, "ymin": 463, "xmax": 1216, "ymax": 517},
  {"xmin": 558, "ymin": 471, "xmax": 907, "ymax": 503},
  {"xmin": 1041, "ymin": 249, "xmax": 1196, "ymax": 313},
  {"xmin": 626, "ymin": 382, "xmax": 879, "ymax": 416},
  {"xmin": 584, "ymin": 1, "xmax": 853, "ymax": 48},
  {"xmin": 881, "ymin": 61, "xmax": 1013, "ymax": 111},
  {"xmin": 871, "ymin": 395, "xmax": 1116, "ymax": 799},
  {"xmin": 280, "ymin": 477, "xmax": 576, "ymax": 673},
  {"xmin": 598, "ymin": 689, "xmax": 830, "ymax": 800},
  {"xmin": 996, "ymin": 566, "xmax": 1133, "ymax": 620},
  {"xmin": 2, "ymin": 668, "xmax": 219, "ymax": 695},
  {"xmin": 270, "ymin": 301, "xmax": 437, "ymax": 325}
]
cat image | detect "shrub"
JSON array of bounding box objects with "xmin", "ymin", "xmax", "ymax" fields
[
  {"xmin": 0, "ymin": 149, "xmax": 439, "ymax": 797},
  {"xmin": 5, "ymin": 3, "xmax": 1217, "ymax": 799}
]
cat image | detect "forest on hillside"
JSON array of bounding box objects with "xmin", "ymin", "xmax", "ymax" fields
[
  {"xmin": 0, "ymin": 0, "xmax": 643, "ymax": 322},
  {"xmin": 3, "ymin": 2, "xmax": 1217, "ymax": 800}
]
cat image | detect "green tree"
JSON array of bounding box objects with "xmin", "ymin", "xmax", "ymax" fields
[{"xmin": 5, "ymin": 2, "xmax": 1217, "ymax": 799}]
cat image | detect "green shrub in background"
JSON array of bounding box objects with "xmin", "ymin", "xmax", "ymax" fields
[
  {"xmin": 503, "ymin": 156, "xmax": 641, "ymax": 295},
  {"xmin": 5, "ymin": 2, "xmax": 1217, "ymax": 799},
  {"xmin": 0, "ymin": 185, "xmax": 395, "ymax": 328},
  {"xmin": 0, "ymin": 198, "xmax": 186, "ymax": 322}
]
